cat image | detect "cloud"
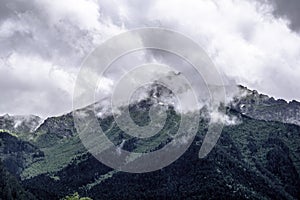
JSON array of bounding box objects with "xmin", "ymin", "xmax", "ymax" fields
[
  {"xmin": 0, "ymin": 0, "xmax": 123, "ymax": 67},
  {"xmin": 0, "ymin": 53, "xmax": 75, "ymax": 118},
  {"xmin": 261, "ymin": 0, "xmax": 300, "ymax": 32},
  {"xmin": 113, "ymin": 0, "xmax": 300, "ymax": 101},
  {"xmin": 0, "ymin": 0, "xmax": 124, "ymax": 117},
  {"xmin": 209, "ymin": 109, "xmax": 240, "ymax": 126},
  {"xmin": 1, "ymin": 0, "xmax": 300, "ymax": 117}
]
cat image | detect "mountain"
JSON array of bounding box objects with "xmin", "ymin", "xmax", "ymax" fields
[
  {"xmin": 0, "ymin": 160, "xmax": 36, "ymax": 200},
  {"xmin": 0, "ymin": 85, "xmax": 299, "ymax": 199},
  {"xmin": 0, "ymin": 114, "xmax": 43, "ymax": 140},
  {"xmin": 0, "ymin": 131, "xmax": 44, "ymax": 177},
  {"xmin": 232, "ymin": 85, "xmax": 300, "ymax": 126},
  {"xmin": 22, "ymin": 115, "xmax": 300, "ymax": 199}
]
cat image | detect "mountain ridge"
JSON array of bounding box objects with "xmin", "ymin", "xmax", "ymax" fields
[{"xmin": 0, "ymin": 85, "xmax": 300, "ymax": 199}]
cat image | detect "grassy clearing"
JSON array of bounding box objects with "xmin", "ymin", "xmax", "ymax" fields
[{"xmin": 21, "ymin": 136, "xmax": 86, "ymax": 179}]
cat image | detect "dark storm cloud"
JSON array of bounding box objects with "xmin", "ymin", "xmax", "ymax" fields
[{"xmin": 265, "ymin": 0, "xmax": 300, "ymax": 31}]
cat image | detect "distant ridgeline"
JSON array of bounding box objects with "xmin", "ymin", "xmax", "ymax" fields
[{"xmin": 232, "ymin": 85, "xmax": 300, "ymax": 126}]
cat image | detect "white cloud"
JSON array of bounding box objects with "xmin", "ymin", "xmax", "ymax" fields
[
  {"xmin": 0, "ymin": 53, "xmax": 75, "ymax": 117},
  {"xmin": 37, "ymin": 0, "xmax": 101, "ymax": 30},
  {"xmin": 1, "ymin": 0, "xmax": 300, "ymax": 117},
  {"xmin": 139, "ymin": 0, "xmax": 300, "ymax": 101},
  {"xmin": 209, "ymin": 110, "xmax": 240, "ymax": 126},
  {"xmin": 0, "ymin": 0, "xmax": 124, "ymax": 117}
]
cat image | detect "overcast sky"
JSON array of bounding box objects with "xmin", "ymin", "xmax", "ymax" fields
[{"xmin": 0, "ymin": 0, "xmax": 300, "ymax": 118}]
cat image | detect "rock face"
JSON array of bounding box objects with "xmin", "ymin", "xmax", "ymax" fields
[
  {"xmin": 232, "ymin": 85, "xmax": 300, "ymax": 126},
  {"xmin": 34, "ymin": 113, "xmax": 76, "ymax": 148}
]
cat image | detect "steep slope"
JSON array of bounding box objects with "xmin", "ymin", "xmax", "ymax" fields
[
  {"xmin": 0, "ymin": 131, "xmax": 44, "ymax": 177},
  {"xmin": 0, "ymin": 114, "xmax": 43, "ymax": 142},
  {"xmin": 33, "ymin": 113, "xmax": 77, "ymax": 148},
  {"xmin": 0, "ymin": 160, "xmax": 36, "ymax": 200},
  {"xmin": 1, "ymin": 85, "xmax": 300, "ymax": 199},
  {"xmin": 22, "ymin": 114, "xmax": 300, "ymax": 199},
  {"xmin": 232, "ymin": 85, "xmax": 300, "ymax": 126}
]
